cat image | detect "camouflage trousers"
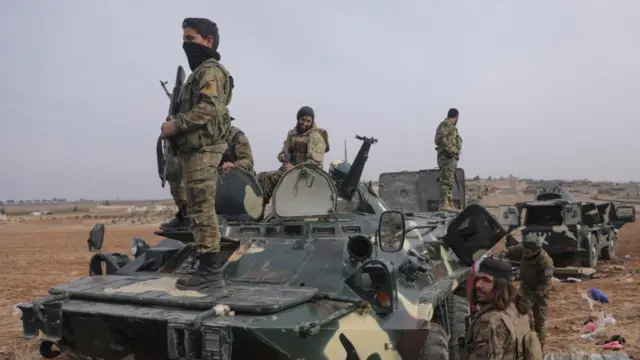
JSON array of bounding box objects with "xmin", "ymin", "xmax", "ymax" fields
[
  {"xmin": 180, "ymin": 151, "xmax": 223, "ymax": 253},
  {"xmin": 166, "ymin": 154, "xmax": 188, "ymax": 207},
  {"xmin": 520, "ymin": 285, "xmax": 549, "ymax": 347},
  {"xmin": 256, "ymin": 170, "xmax": 283, "ymax": 204},
  {"xmin": 437, "ymin": 151, "xmax": 458, "ymax": 203}
]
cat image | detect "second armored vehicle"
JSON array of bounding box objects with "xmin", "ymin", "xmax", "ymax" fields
[{"xmin": 497, "ymin": 186, "xmax": 636, "ymax": 267}]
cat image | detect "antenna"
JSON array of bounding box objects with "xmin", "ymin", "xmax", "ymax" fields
[{"xmin": 344, "ymin": 140, "xmax": 347, "ymax": 162}]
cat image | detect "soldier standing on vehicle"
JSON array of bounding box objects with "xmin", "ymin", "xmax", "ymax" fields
[
  {"xmin": 256, "ymin": 106, "xmax": 329, "ymax": 205},
  {"xmin": 501, "ymin": 233, "xmax": 554, "ymax": 349},
  {"xmin": 464, "ymin": 258, "xmax": 543, "ymax": 360},
  {"xmin": 160, "ymin": 17, "xmax": 233, "ymax": 291},
  {"xmin": 160, "ymin": 122, "xmax": 254, "ymax": 231},
  {"xmin": 434, "ymin": 108, "xmax": 462, "ymax": 212}
]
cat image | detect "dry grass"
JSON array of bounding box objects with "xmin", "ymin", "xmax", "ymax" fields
[{"xmin": 1, "ymin": 213, "xmax": 640, "ymax": 357}]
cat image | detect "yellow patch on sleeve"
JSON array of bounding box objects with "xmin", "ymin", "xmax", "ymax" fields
[{"xmin": 200, "ymin": 79, "xmax": 218, "ymax": 96}]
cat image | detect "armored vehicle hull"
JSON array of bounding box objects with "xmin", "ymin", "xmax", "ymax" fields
[
  {"xmin": 378, "ymin": 168, "xmax": 466, "ymax": 213},
  {"xmin": 18, "ymin": 159, "xmax": 508, "ymax": 360}
]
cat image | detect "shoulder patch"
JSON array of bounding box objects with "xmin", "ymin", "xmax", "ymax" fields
[{"xmin": 201, "ymin": 79, "xmax": 217, "ymax": 96}]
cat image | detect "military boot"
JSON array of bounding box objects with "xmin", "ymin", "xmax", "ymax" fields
[
  {"xmin": 440, "ymin": 198, "xmax": 459, "ymax": 213},
  {"xmin": 175, "ymin": 252, "xmax": 227, "ymax": 292},
  {"xmin": 160, "ymin": 206, "xmax": 189, "ymax": 231}
]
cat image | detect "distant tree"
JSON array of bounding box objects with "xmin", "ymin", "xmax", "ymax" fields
[
  {"xmin": 103, "ymin": 200, "xmax": 110, "ymax": 206},
  {"xmin": 72, "ymin": 205, "xmax": 79, "ymax": 212}
]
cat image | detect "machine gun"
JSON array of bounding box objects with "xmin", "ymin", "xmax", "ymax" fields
[
  {"xmin": 336, "ymin": 135, "xmax": 378, "ymax": 201},
  {"xmin": 157, "ymin": 66, "xmax": 185, "ymax": 188}
]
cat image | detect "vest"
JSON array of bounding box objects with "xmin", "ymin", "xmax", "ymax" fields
[
  {"xmin": 464, "ymin": 304, "xmax": 541, "ymax": 360},
  {"xmin": 286, "ymin": 127, "xmax": 329, "ymax": 165}
]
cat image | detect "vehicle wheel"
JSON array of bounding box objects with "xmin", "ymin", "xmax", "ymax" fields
[
  {"xmin": 420, "ymin": 322, "xmax": 449, "ymax": 360},
  {"xmin": 447, "ymin": 295, "xmax": 470, "ymax": 360},
  {"xmin": 580, "ymin": 234, "xmax": 598, "ymax": 268},
  {"xmin": 601, "ymin": 231, "xmax": 617, "ymax": 260}
]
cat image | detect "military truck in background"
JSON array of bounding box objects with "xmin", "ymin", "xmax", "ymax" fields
[
  {"xmin": 497, "ymin": 186, "xmax": 636, "ymax": 268},
  {"xmin": 16, "ymin": 156, "xmax": 508, "ymax": 359}
]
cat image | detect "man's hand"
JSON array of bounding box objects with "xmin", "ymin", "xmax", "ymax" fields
[
  {"xmin": 161, "ymin": 116, "xmax": 180, "ymax": 138},
  {"xmin": 221, "ymin": 162, "xmax": 235, "ymax": 174},
  {"xmin": 278, "ymin": 153, "xmax": 285, "ymax": 162},
  {"xmin": 283, "ymin": 163, "xmax": 293, "ymax": 170}
]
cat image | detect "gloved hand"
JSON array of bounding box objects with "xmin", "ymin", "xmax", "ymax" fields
[{"xmin": 498, "ymin": 250, "xmax": 507, "ymax": 259}]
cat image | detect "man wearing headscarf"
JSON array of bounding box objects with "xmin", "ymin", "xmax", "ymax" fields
[
  {"xmin": 256, "ymin": 106, "xmax": 330, "ymax": 205},
  {"xmin": 501, "ymin": 233, "xmax": 554, "ymax": 348}
]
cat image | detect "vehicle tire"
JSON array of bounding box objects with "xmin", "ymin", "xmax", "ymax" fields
[
  {"xmin": 580, "ymin": 233, "xmax": 598, "ymax": 268},
  {"xmin": 600, "ymin": 231, "xmax": 617, "ymax": 260},
  {"xmin": 447, "ymin": 295, "xmax": 470, "ymax": 360},
  {"xmin": 420, "ymin": 322, "xmax": 449, "ymax": 360}
]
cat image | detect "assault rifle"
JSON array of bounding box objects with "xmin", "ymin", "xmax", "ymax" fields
[{"xmin": 157, "ymin": 66, "xmax": 185, "ymax": 188}]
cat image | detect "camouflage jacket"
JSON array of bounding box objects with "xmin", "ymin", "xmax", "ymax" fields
[
  {"xmin": 220, "ymin": 126, "xmax": 254, "ymax": 172},
  {"xmin": 504, "ymin": 245, "xmax": 554, "ymax": 296},
  {"xmin": 174, "ymin": 58, "xmax": 233, "ymax": 154},
  {"xmin": 434, "ymin": 118, "xmax": 462, "ymax": 155},
  {"xmin": 278, "ymin": 124, "xmax": 330, "ymax": 168},
  {"xmin": 464, "ymin": 303, "xmax": 539, "ymax": 360}
]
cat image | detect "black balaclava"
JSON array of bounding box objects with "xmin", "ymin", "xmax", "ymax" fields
[
  {"xmin": 182, "ymin": 23, "xmax": 221, "ymax": 71},
  {"xmin": 296, "ymin": 106, "xmax": 315, "ymax": 133}
]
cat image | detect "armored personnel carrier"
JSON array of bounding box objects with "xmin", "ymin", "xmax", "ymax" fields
[
  {"xmin": 16, "ymin": 159, "xmax": 507, "ymax": 359},
  {"xmin": 497, "ymin": 186, "xmax": 636, "ymax": 267}
]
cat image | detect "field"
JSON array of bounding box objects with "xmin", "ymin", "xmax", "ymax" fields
[{"xmin": 1, "ymin": 213, "xmax": 640, "ymax": 358}]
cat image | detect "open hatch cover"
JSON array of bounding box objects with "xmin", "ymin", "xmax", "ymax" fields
[{"xmin": 271, "ymin": 164, "xmax": 337, "ymax": 220}]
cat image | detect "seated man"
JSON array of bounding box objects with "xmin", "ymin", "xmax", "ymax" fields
[
  {"xmin": 160, "ymin": 121, "xmax": 255, "ymax": 231},
  {"xmin": 256, "ymin": 106, "xmax": 329, "ymax": 205},
  {"xmin": 219, "ymin": 123, "xmax": 255, "ymax": 174}
]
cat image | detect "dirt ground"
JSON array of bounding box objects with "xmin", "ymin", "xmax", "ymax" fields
[{"xmin": 1, "ymin": 218, "xmax": 639, "ymax": 358}]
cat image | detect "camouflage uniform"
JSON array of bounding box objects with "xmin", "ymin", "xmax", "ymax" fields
[
  {"xmin": 220, "ymin": 125, "xmax": 254, "ymax": 172},
  {"xmin": 257, "ymin": 107, "xmax": 329, "ymax": 205},
  {"xmin": 161, "ymin": 125, "xmax": 252, "ymax": 231},
  {"xmin": 464, "ymin": 258, "xmax": 543, "ymax": 360},
  {"xmin": 503, "ymin": 234, "xmax": 554, "ymax": 347},
  {"xmin": 171, "ymin": 54, "xmax": 233, "ymax": 290},
  {"xmin": 434, "ymin": 111, "xmax": 462, "ymax": 212},
  {"xmin": 160, "ymin": 154, "xmax": 189, "ymax": 231}
]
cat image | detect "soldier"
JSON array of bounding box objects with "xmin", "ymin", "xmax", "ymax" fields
[
  {"xmin": 256, "ymin": 106, "xmax": 329, "ymax": 205},
  {"xmin": 160, "ymin": 17, "xmax": 233, "ymax": 291},
  {"xmin": 464, "ymin": 258, "xmax": 543, "ymax": 360},
  {"xmin": 434, "ymin": 108, "xmax": 462, "ymax": 212},
  {"xmin": 501, "ymin": 233, "xmax": 554, "ymax": 348},
  {"xmin": 160, "ymin": 123, "xmax": 253, "ymax": 231},
  {"xmin": 220, "ymin": 123, "xmax": 254, "ymax": 174}
]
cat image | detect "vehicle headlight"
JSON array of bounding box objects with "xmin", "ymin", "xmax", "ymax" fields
[{"xmin": 130, "ymin": 237, "xmax": 149, "ymax": 257}]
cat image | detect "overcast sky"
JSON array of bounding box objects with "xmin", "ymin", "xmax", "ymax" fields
[{"xmin": 1, "ymin": 0, "xmax": 638, "ymax": 200}]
